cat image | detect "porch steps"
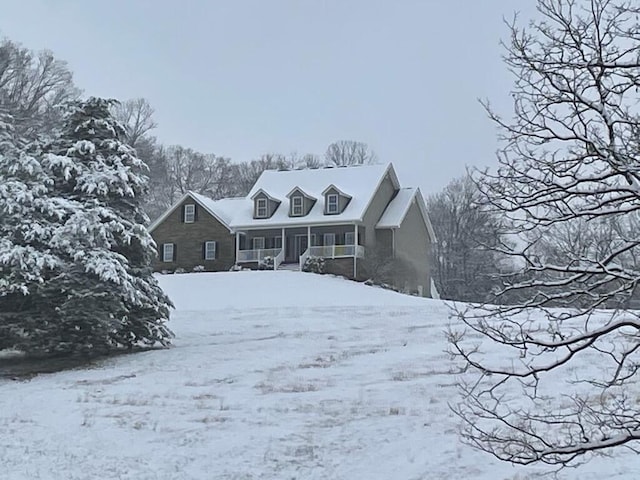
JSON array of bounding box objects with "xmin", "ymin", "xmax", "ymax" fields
[{"xmin": 277, "ymin": 262, "xmax": 300, "ymax": 272}]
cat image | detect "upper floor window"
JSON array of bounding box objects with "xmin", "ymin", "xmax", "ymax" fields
[
  {"xmin": 184, "ymin": 204, "xmax": 195, "ymax": 223},
  {"xmin": 291, "ymin": 196, "xmax": 303, "ymax": 216},
  {"xmin": 256, "ymin": 198, "xmax": 268, "ymax": 218},
  {"xmin": 327, "ymin": 194, "xmax": 339, "ymax": 214}
]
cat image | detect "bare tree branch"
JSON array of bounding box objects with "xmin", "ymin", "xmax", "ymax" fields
[{"xmin": 450, "ymin": 0, "xmax": 640, "ymax": 468}]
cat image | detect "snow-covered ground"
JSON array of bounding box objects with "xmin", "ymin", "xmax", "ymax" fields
[{"xmin": 1, "ymin": 271, "xmax": 638, "ymax": 479}]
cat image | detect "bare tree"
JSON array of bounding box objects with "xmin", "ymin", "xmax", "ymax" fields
[
  {"xmin": 110, "ymin": 98, "xmax": 157, "ymax": 149},
  {"xmin": 229, "ymin": 153, "xmax": 293, "ymax": 196},
  {"xmin": 296, "ymin": 153, "xmax": 323, "ymax": 169},
  {"xmin": 449, "ymin": 0, "xmax": 640, "ymax": 467},
  {"xmin": 427, "ymin": 174, "xmax": 507, "ymax": 303},
  {"xmin": 325, "ymin": 140, "xmax": 377, "ymax": 166},
  {"xmin": 0, "ymin": 38, "xmax": 80, "ymax": 140}
]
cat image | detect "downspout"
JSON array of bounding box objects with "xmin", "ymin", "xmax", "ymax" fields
[
  {"xmin": 235, "ymin": 231, "xmax": 240, "ymax": 266},
  {"xmin": 353, "ymin": 223, "xmax": 359, "ymax": 279},
  {"xmin": 391, "ymin": 228, "xmax": 396, "ymax": 258}
]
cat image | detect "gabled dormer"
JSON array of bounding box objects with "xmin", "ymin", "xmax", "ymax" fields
[
  {"xmin": 285, "ymin": 187, "xmax": 316, "ymax": 217},
  {"xmin": 321, "ymin": 184, "xmax": 352, "ymax": 215},
  {"xmin": 250, "ymin": 189, "xmax": 281, "ymax": 219}
]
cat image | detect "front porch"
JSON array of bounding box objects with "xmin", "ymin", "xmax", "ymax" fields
[{"xmin": 235, "ymin": 225, "xmax": 365, "ymax": 271}]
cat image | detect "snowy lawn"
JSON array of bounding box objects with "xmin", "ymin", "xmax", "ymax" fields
[{"xmin": 1, "ymin": 271, "xmax": 638, "ymax": 479}]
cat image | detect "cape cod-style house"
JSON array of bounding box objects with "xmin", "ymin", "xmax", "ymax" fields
[{"xmin": 148, "ymin": 163, "xmax": 436, "ymax": 296}]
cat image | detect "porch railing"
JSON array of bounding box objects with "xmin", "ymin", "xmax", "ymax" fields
[
  {"xmin": 274, "ymin": 248, "xmax": 285, "ymax": 270},
  {"xmin": 299, "ymin": 245, "xmax": 365, "ymax": 271},
  {"xmin": 308, "ymin": 245, "xmax": 365, "ymax": 259},
  {"xmin": 299, "ymin": 248, "xmax": 311, "ymax": 272},
  {"xmin": 237, "ymin": 248, "xmax": 282, "ymax": 263}
]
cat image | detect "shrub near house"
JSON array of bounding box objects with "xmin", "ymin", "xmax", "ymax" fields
[{"xmin": 148, "ymin": 163, "xmax": 436, "ymax": 297}]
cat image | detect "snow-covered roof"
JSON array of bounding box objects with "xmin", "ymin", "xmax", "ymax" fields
[
  {"xmin": 189, "ymin": 192, "xmax": 245, "ymax": 227},
  {"xmin": 376, "ymin": 188, "xmax": 418, "ymax": 228},
  {"xmin": 230, "ymin": 163, "xmax": 399, "ymax": 229},
  {"xmin": 286, "ymin": 186, "xmax": 316, "ymax": 200},
  {"xmin": 147, "ymin": 191, "xmax": 243, "ymax": 233},
  {"xmin": 321, "ymin": 183, "xmax": 352, "ymax": 198},
  {"xmin": 149, "ymin": 163, "xmax": 424, "ymax": 233},
  {"xmin": 376, "ymin": 187, "xmax": 436, "ymax": 241}
]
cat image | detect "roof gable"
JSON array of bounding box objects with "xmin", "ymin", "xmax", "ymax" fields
[
  {"xmin": 321, "ymin": 184, "xmax": 352, "ymax": 198},
  {"xmin": 147, "ymin": 191, "xmax": 236, "ymax": 233},
  {"xmin": 250, "ymin": 188, "xmax": 280, "ymax": 202},
  {"xmin": 376, "ymin": 187, "xmax": 436, "ymax": 241},
  {"xmin": 286, "ymin": 187, "xmax": 316, "ymax": 200}
]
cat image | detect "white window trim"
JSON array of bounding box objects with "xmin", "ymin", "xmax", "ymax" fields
[
  {"xmin": 323, "ymin": 233, "xmax": 336, "ymax": 246},
  {"xmin": 291, "ymin": 196, "xmax": 304, "ymax": 216},
  {"xmin": 256, "ymin": 198, "xmax": 268, "ymax": 218},
  {"xmin": 205, "ymin": 241, "xmax": 217, "ymax": 260},
  {"xmin": 162, "ymin": 243, "xmax": 174, "ymax": 262},
  {"xmin": 184, "ymin": 204, "xmax": 195, "ymax": 223},
  {"xmin": 253, "ymin": 237, "xmax": 265, "ymax": 249},
  {"xmin": 327, "ymin": 194, "xmax": 339, "ymax": 214},
  {"xmin": 310, "ymin": 234, "xmax": 317, "ymax": 246},
  {"xmin": 274, "ymin": 236, "xmax": 282, "ymax": 248},
  {"xmin": 345, "ymin": 232, "xmax": 355, "ymax": 245}
]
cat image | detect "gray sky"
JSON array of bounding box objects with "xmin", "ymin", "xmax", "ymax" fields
[{"xmin": 2, "ymin": 0, "xmax": 537, "ymax": 196}]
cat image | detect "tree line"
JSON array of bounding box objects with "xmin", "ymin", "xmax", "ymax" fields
[{"xmin": 111, "ymin": 98, "xmax": 378, "ymax": 221}]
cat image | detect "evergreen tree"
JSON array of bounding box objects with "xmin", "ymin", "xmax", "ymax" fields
[
  {"xmin": 0, "ymin": 98, "xmax": 172, "ymax": 356},
  {"xmin": 0, "ymin": 110, "xmax": 65, "ymax": 351},
  {"xmin": 42, "ymin": 97, "xmax": 173, "ymax": 353}
]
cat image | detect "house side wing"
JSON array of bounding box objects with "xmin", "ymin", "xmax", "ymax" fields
[{"xmin": 148, "ymin": 191, "xmax": 234, "ymax": 234}]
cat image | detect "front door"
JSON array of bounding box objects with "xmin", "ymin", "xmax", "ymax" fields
[{"xmin": 293, "ymin": 234, "xmax": 308, "ymax": 262}]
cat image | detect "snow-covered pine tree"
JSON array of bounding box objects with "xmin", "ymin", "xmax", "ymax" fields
[
  {"xmin": 0, "ymin": 109, "xmax": 66, "ymax": 352},
  {"xmin": 42, "ymin": 97, "xmax": 173, "ymax": 353}
]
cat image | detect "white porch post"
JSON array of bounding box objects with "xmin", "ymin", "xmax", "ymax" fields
[
  {"xmin": 235, "ymin": 232, "xmax": 240, "ymax": 265},
  {"xmin": 307, "ymin": 225, "xmax": 311, "ymax": 256},
  {"xmin": 282, "ymin": 227, "xmax": 286, "ymax": 259},
  {"xmin": 353, "ymin": 224, "xmax": 358, "ymax": 279}
]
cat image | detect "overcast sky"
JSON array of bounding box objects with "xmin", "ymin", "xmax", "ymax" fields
[{"xmin": 2, "ymin": 0, "xmax": 538, "ymax": 195}]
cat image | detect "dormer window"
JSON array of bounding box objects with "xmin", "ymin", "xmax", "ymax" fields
[
  {"xmin": 322, "ymin": 184, "xmax": 351, "ymax": 215},
  {"xmin": 256, "ymin": 198, "xmax": 268, "ymax": 218},
  {"xmin": 286, "ymin": 187, "xmax": 316, "ymax": 217},
  {"xmin": 184, "ymin": 204, "xmax": 195, "ymax": 223},
  {"xmin": 327, "ymin": 194, "xmax": 339, "ymax": 214},
  {"xmin": 291, "ymin": 196, "xmax": 303, "ymax": 216}
]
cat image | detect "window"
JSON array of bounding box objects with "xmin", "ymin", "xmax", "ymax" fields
[
  {"xmin": 253, "ymin": 237, "xmax": 265, "ymax": 249},
  {"xmin": 162, "ymin": 243, "xmax": 174, "ymax": 262},
  {"xmin": 204, "ymin": 241, "xmax": 216, "ymax": 260},
  {"xmin": 310, "ymin": 234, "xmax": 318, "ymax": 246},
  {"xmin": 323, "ymin": 233, "xmax": 336, "ymax": 246},
  {"xmin": 184, "ymin": 204, "xmax": 195, "ymax": 223},
  {"xmin": 345, "ymin": 232, "xmax": 355, "ymax": 245},
  {"xmin": 327, "ymin": 194, "xmax": 339, "ymax": 214},
  {"xmin": 274, "ymin": 236, "xmax": 282, "ymax": 248},
  {"xmin": 291, "ymin": 196, "xmax": 303, "ymax": 216},
  {"xmin": 256, "ymin": 198, "xmax": 268, "ymax": 218}
]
